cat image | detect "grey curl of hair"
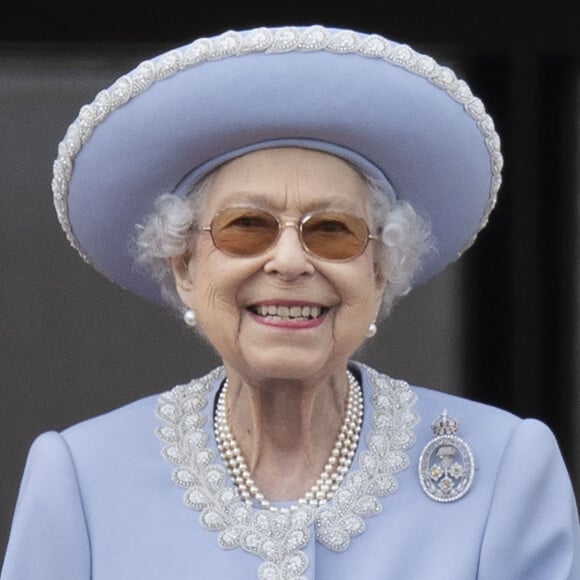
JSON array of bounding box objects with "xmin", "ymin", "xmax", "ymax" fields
[
  {"xmin": 132, "ymin": 171, "xmax": 433, "ymax": 320},
  {"xmin": 365, "ymin": 179, "xmax": 434, "ymax": 317}
]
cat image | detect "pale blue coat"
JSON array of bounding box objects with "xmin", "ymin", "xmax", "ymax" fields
[{"xmin": 2, "ymin": 363, "xmax": 579, "ymax": 579}]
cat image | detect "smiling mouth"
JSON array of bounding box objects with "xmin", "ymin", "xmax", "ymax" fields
[{"xmin": 248, "ymin": 304, "xmax": 327, "ymax": 322}]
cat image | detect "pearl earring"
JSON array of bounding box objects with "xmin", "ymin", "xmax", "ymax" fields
[
  {"xmin": 183, "ymin": 309, "xmax": 197, "ymax": 327},
  {"xmin": 367, "ymin": 321, "xmax": 377, "ymax": 338}
]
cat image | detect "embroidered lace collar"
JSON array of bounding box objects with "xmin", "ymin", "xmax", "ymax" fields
[{"xmin": 156, "ymin": 363, "xmax": 417, "ymax": 580}]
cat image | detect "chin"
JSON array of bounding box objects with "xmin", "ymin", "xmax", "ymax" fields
[{"xmin": 236, "ymin": 348, "xmax": 346, "ymax": 383}]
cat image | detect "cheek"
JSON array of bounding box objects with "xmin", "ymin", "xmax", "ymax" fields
[
  {"xmin": 190, "ymin": 246, "xmax": 256, "ymax": 326},
  {"xmin": 192, "ymin": 266, "xmax": 238, "ymax": 318},
  {"xmin": 196, "ymin": 282, "xmax": 227, "ymax": 315},
  {"xmin": 191, "ymin": 275, "xmax": 243, "ymax": 357},
  {"xmin": 342, "ymin": 256, "xmax": 383, "ymax": 308},
  {"xmin": 324, "ymin": 260, "xmax": 383, "ymax": 346}
]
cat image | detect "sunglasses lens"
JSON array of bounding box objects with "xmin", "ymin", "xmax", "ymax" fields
[
  {"xmin": 302, "ymin": 213, "xmax": 369, "ymax": 260},
  {"xmin": 211, "ymin": 208, "xmax": 280, "ymax": 256}
]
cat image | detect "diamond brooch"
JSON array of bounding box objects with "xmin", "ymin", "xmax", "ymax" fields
[{"xmin": 418, "ymin": 409, "xmax": 475, "ymax": 502}]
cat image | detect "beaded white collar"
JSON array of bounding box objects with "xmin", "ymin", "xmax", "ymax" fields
[{"xmin": 156, "ymin": 364, "xmax": 418, "ymax": 580}]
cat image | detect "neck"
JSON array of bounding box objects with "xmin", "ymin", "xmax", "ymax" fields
[{"xmin": 219, "ymin": 369, "xmax": 354, "ymax": 503}]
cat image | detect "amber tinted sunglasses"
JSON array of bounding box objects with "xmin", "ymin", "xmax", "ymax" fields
[{"xmin": 199, "ymin": 207, "xmax": 379, "ymax": 261}]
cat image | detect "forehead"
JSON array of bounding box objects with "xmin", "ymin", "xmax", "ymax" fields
[{"xmin": 203, "ymin": 147, "xmax": 368, "ymax": 214}]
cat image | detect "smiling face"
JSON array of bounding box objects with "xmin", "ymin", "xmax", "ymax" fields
[{"xmin": 172, "ymin": 147, "xmax": 386, "ymax": 384}]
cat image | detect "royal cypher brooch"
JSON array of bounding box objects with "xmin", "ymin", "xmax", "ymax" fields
[{"xmin": 418, "ymin": 409, "xmax": 475, "ymax": 502}]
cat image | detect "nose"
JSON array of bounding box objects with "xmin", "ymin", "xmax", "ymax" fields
[{"xmin": 263, "ymin": 221, "xmax": 315, "ymax": 278}]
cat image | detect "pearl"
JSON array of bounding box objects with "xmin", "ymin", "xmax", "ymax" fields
[
  {"xmin": 214, "ymin": 370, "xmax": 364, "ymax": 511},
  {"xmin": 183, "ymin": 309, "xmax": 197, "ymax": 327}
]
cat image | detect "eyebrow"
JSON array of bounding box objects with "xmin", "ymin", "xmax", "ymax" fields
[{"xmin": 214, "ymin": 191, "xmax": 362, "ymax": 213}]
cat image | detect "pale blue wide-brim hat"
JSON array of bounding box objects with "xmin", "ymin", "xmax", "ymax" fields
[{"xmin": 52, "ymin": 25, "xmax": 503, "ymax": 306}]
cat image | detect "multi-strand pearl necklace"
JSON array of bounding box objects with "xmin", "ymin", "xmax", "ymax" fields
[{"xmin": 214, "ymin": 371, "xmax": 364, "ymax": 511}]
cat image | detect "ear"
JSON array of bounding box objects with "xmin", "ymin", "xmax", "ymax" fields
[
  {"xmin": 372, "ymin": 272, "xmax": 387, "ymax": 320},
  {"xmin": 169, "ymin": 253, "xmax": 195, "ymax": 304},
  {"xmin": 375, "ymin": 266, "xmax": 388, "ymax": 297},
  {"xmin": 372, "ymin": 245, "xmax": 388, "ymax": 310}
]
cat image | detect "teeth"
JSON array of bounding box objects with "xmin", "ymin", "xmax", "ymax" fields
[{"xmin": 255, "ymin": 305, "xmax": 322, "ymax": 319}]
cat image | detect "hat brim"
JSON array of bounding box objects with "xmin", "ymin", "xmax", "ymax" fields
[{"xmin": 52, "ymin": 26, "xmax": 502, "ymax": 306}]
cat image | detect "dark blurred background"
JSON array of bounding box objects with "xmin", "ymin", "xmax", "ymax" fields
[{"xmin": 2, "ymin": 0, "xmax": 579, "ymax": 567}]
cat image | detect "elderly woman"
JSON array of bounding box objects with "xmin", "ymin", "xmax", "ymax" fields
[{"xmin": 2, "ymin": 25, "xmax": 579, "ymax": 580}]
